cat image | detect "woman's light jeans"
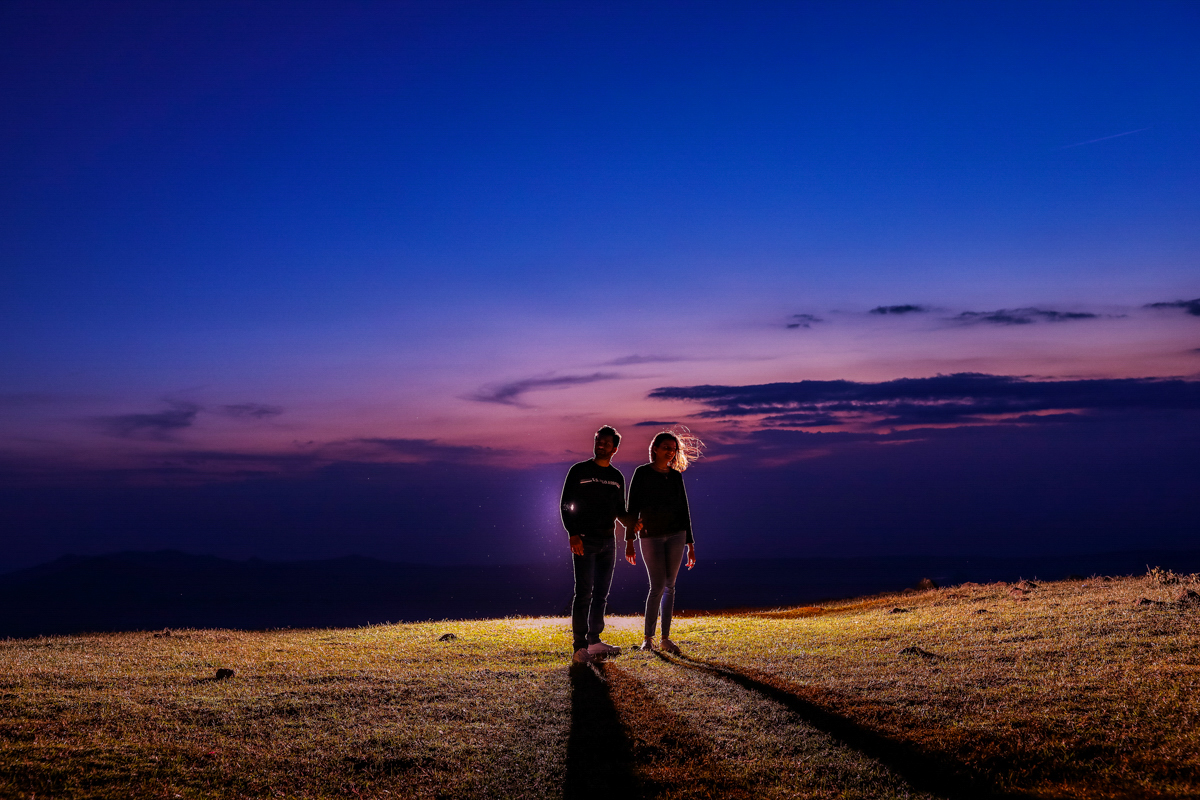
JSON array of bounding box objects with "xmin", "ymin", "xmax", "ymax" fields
[{"xmin": 639, "ymin": 532, "xmax": 688, "ymax": 640}]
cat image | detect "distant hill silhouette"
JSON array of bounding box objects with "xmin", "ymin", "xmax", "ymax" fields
[
  {"xmin": 2, "ymin": 549, "xmax": 1198, "ymax": 638},
  {"xmin": 0, "ymin": 551, "xmax": 574, "ymax": 637}
]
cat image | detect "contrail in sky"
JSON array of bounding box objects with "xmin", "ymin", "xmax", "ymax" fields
[{"xmin": 1059, "ymin": 127, "xmax": 1151, "ymax": 149}]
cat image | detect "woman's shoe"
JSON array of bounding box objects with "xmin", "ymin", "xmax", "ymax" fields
[{"xmin": 660, "ymin": 638, "xmax": 681, "ymax": 655}]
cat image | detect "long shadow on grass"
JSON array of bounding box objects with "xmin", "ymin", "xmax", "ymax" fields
[
  {"xmin": 563, "ymin": 661, "xmax": 642, "ymax": 800},
  {"xmin": 598, "ymin": 661, "xmax": 757, "ymax": 800},
  {"xmin": 659, "ymin": 652, "xmax": 1058, "ymax": 800}
]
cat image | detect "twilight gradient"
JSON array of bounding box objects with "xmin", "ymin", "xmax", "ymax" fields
[{"xmin": 1, "ymin": 1, "xmax": 1198, "ymax": 571}]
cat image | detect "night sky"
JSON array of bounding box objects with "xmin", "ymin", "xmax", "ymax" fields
[{"xmin": 2, "ymin": 1, "xmax": 1198, "ymax": 572}]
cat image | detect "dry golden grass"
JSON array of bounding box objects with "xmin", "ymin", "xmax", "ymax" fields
[
  {"xmin": 0, "ymin": 622, "xmax": 571, "ymax": 799},
  {"xmin": 674, "ymin": 570, "xmax": 1200, "ymax": 799},
  {"xmin": 1, "ymin": 570, "xmax": 1197, "ymax": 799}
]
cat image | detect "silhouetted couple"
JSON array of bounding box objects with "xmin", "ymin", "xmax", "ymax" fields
[{"xmin": 560, "ymin": 425, "xmax": 701, "ymax": 663}]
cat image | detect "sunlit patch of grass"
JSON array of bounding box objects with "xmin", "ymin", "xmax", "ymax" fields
[
  {"xmin": 1, "ymin": 572, "xmax": 1197, "ymax": 798},
  {"xmin": 0, "ymin": 620, "xmax": 574, "ymax": 799}
]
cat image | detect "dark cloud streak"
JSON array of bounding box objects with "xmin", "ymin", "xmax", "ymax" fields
[
  {"xmin": 469, "ymin": 373, "xmax": 620, "ymax": 406},
  {"xmin": 96, "ymin": 400, "xmax": 286, "ymax": 439},
  {"xmin": 786, "ymin": 314, "xmax": 823, "ymax": 329},
  {"xmin": 651, "ymin": 373, "xmax": 1200, "ymax": 428},
  {"xmin": 602, "ymin": 355, "xmax": 683, "ymax": 366},
  {"xmin": 220, "ymin": 403, "xmax": 284, "ymax": 419},
  {"xmin": 98, "ymin": 402, "xmax": 200, "ymax": 439},
  {"xmin": 759, "ymin": 412, "xmax": 846, "ymax": 428},
  {"xmin": 1146, "ymin": 298, "xmax": 1200, "ymax": 317},
  {"xmin": 870, "ymin": 305, "xmax": 928, "ymax": 315},
  {"xmin": 953, "ymin": 308, "xmax": 1099, "ymax": 325}
]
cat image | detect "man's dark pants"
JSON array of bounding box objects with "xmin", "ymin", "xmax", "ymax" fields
[{"xmin": 571, "ymin": 535, "xmax": 617, "ymax": 652}]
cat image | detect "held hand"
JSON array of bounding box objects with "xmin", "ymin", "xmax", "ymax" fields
[
  {"xmin": 633, "ymin": 519, "xmax": 644, "ymax": 534},
  {"xmin": 569, "ymin": 535, "xmax": 584, "ymax": 556},
  {"xmin": 625, "ymin": 541, "xmax": 637, "ymax": 566},
  {"xmin": 686, "ymin": 543, "xmax": 696, "ymax": 570}
]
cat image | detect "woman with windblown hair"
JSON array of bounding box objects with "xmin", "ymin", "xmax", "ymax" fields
[{"xmin": 624, "ymin": 427, "xmax": 704, "ymax": 654}]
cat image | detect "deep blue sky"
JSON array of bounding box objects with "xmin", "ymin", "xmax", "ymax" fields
[{"xmin": 1, "ymin": 1, "xmax": 1198, "ymax": 570}]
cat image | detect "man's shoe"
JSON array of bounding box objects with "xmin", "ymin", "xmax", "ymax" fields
[
  {"xmin": 638, "ymin": 638, "xmax": 656, "ymax": 651},
  {"xmin": 660, "ymin": 638, "xmax": 681, "ymax": 655},
  {"xmin": 572, "ymin": 647, "xmax": 592, "ymax": 663},
  {"xmin": 587, "ymin": 641, "xmax": 621, "ymax": 657}
]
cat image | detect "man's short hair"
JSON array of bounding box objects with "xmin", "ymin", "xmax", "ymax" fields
[{"xmin": 595, "ymin": 425, "xmax": 621, "ymax": 448}]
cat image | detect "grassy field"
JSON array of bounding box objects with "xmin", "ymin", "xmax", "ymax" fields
[{"xmin": 1, "ymin": 570, "xmax": 1197, "ymax": 799}]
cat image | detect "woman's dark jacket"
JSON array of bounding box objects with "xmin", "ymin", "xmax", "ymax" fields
[{"xmin": 626, "ymin": 464, "xmax": 693, "ymax": 545}]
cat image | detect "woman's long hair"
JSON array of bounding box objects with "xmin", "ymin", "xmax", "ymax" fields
[{"xmin": 649, "ymin": 426, "xmax": 705, "ymax": 472}]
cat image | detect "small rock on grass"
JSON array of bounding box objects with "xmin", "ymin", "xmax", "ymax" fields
[
  {"xmin": 214, "ymin": 668, "xmax": 234, "ymax": 680},
  {"xmin": 889, "ymin": 607, "xmax": 910, "ymax": 614},
  {"xmin": 438, "ymin": 633, "xmax": 458, "ymax": 642}
]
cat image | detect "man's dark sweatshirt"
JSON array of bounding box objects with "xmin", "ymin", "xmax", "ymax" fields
[{"xmin": 560, "ymin": 460, "xmax": 627, "ymax": 540}]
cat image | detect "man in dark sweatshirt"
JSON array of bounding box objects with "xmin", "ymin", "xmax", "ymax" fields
[{"xmin": 560, "ymin": 425, "xmax": 633, "ymax": 663}]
